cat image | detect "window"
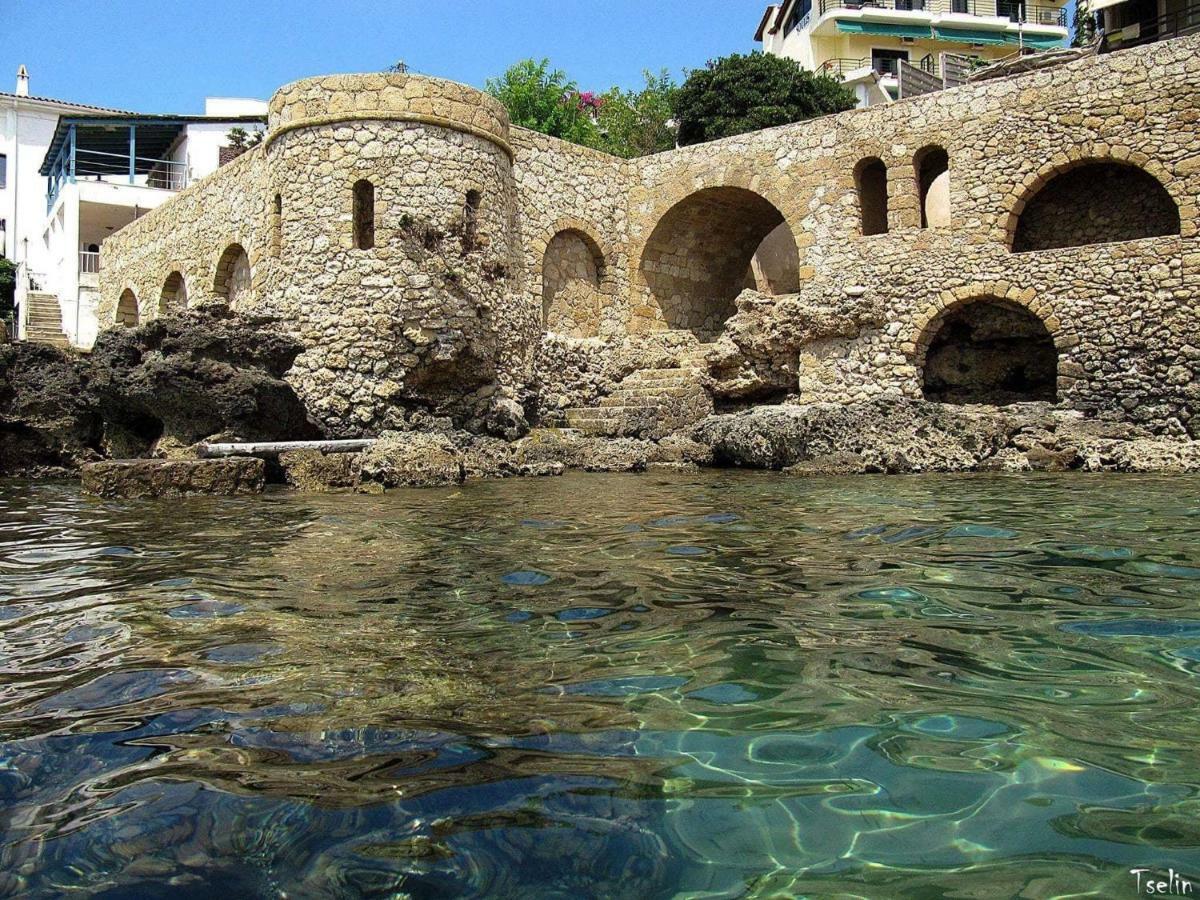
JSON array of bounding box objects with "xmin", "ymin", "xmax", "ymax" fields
[
  {"xmin": 272, "ymin": 193, "xmax": 282, "ymax": 255},
  {"xmin": 871, "ymin": 48, "xmax": 909, "ymax": 78},
  {"xmin": 914, "ymin": 145, "xmax": 950, "ymax": 229},
  {"xmin": 785, "ymin": 0, "xmax": 812, "ymax": 32},
  {"xmin": 462, "ymin": 189, "xmax": 481, "ymax": 252},
  {"xmin": 0, "ymin": 153, "xmax": 6, "ymax": 189},
  {"xmin": 352, "ymin": 179, "xmax": 375, "ymax": 250},
  {"xmin": 855, "ymin": 157, "xmax": 889, "ymax": 236}
]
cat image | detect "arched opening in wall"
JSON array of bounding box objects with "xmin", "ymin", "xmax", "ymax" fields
[
  {"xmin": 461, "ymin": 189, "xmax": 482, "ymax": 253},
  {"xmin": 116, "ymin": 289, "xmax": 139, "ymax": 328},
  {"xmin": 214, "ymin": 243, "xmax": 251, "ymax": 309},
  {"xmin": 640, "ymin": 187, "xmax": 796, "ymax": 339},
  {"xmin": 272, "ymin": 193, "xmax": 282, "ymax": 255},
  {"xmin": 920, "ymin": 297, "xmax": 1057, "ymax": 405},
  {"xmin": 1012, "ymin": 161, "xmax": 1180, "ymax": 252},
  {"xmin": 352, "ymin": 179, "xmax": 375, "ymax": 250},
  {"xmin": 855, "ymin": 157, "xmax": 888, "ymax": 236},
  {"xmin": 914, "ymin": 145, "xmax": 950, "ymax": 229},
  {"xmin": 746, "ymin": 222, "xmax": 801, "ymax": 295},
  {"xmin": 159, "ymin": 271, "xmax": 187, "ymax": 315},
  {"xmin": 542, "ymin": 229, "xmax": 605, "ymax": 338}
]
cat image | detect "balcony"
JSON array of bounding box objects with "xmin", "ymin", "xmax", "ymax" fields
[
  {"xmin": 1101, "ymin": 0, "xmax": 1200, "ymax": 51},
  {"xmin": 817, "ymin": 0, "xmax": 1067, "ymax": 25}
]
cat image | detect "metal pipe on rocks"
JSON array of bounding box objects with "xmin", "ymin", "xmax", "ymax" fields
[{"xmin": 198, "ymin": 439, "xmax": 376, "ymax": 458}]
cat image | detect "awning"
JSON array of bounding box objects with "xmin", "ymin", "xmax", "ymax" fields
[
  {"xmin": 932, "ymin": 25, "xmax": 1011, "ymax": 44},
  {"xmin": 837, "ymin": 20, "xmax": 934, "ymax": 38},
  {"xmin": 1005, "ymin": 31, "xmax": 1067, "ymax": 49}
]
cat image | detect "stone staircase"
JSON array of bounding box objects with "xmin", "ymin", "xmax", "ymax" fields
[
  {"xmin": 565, "ymin": 352, "xmax": 714, "ymax": 439},
  {"xmin": 21, "ymin": 292, "xmax": 70, "ymax": 348}
]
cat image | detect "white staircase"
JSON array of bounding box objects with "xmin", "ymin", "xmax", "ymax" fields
[{"xmin": 21, "ymin": 292, "xmax": 70, "ymax": 349}]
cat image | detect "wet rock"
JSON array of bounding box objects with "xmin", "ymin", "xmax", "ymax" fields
[
  {"xmin": 278, "ymin": 449, "xmax": 362, "ymax": 492},
  {"xmin": 784, "ymin": 451, "xmax": 869, "ymax": 476},
  {"xmin": 358, "ymin": 431, "xmax": 464, "ymax": 488},
  {"xmin": 1080, "ymin": 438, "xmax": 1200, "ymax": 473},
  {"xmin": 575, "ymin": 437, "xmax": 651, "ymax": 473},
  {"xmin": 81, "ymin": 458, "xmax": 265, "ymax": 498}
]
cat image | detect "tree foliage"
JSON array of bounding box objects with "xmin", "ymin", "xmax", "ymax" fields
[
  {"xmin": 1071, "ymin": 2, "xmax": 1098, "ymax": 46},
  {"xmin": 672, "ymin": 52, "xmax": 856, "ymax": 147},
  {"xmin": 0, "ymin": 256, "xmax": 16, "ymax": 318},
  {"xmin": 485, "ymin": 59, "xmax": 600, "ymax": 147},
  {"xmin": 595, "ymin": 70, "xmax": 678, "ymax": 159}
]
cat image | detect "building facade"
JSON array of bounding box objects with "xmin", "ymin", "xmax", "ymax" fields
[
  {"xmin": 0, "ymin": 67, "xmax": 266, "ymax": 347},
  {"xmin": 95, "ymin": 36, "xmax": 1200, "ymax": 440},
  {"xmin": 756, "ymin": 0, "xmax": 1068, "ymax": 105}
]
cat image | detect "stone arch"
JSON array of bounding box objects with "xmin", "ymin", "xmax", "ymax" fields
[
  {"xmin": 910, "ymin": 286, "xmax": 1066, "ymax": 405},
  {"xmin": 541, "ymin": 228, "xmax": 607, "ymax": 338},
  {"xmin": 159, "ymin": 271, "xmax": 187, "ymax": 315},
  {"xmin": 116, "ymin": 288, "xmax": 139, "ymax": 327},
  {"xmin": 213, "ymin": 243, "xmax": 252, "ymax": 309},
  {"xmin": 1006, "ymin": 154, "xmax": 1182, "ymax": 251},
  {"xmin": 855, "ymin": 157, "xmax": 889, "ymax": 236},
  {"xmin": 914, "ymin": 145, "xmax": 950, "ymax": 229},
  {"xmin": 637, "ymin": 186, "xmax": 797, "ymax": 339}
]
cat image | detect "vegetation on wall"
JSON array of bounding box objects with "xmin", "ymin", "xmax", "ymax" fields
[
  {"xmin": 595, "ymin": 70, "xmax": 679, "ymax": 159},
  {"xmin": 672, "ymin": 53, "xmax": 857, "ymax": 147},
  {"xmin": 1071, "ymin": 4, "xmax": 1098, "ymax": 46},
  {"xmin": 485, "ymin": 59, "xmax": 603, "ymax": 148},
  {"xmin": 0, "ymin": 257, "xmax": 16, "ymax": 321}
]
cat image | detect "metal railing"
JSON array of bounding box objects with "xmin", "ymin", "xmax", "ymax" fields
[
  {"xmin": 817, "ymin": 0, "xmax": 1067, "ymax": 26},
  {"xmin": 1100, "ymin": 1, "xmax": 1200, "ymax": 50},
  {"xmin": 47, "ymin": 147, "xmax": 189, "ymax": 210},
  {"xmin": 79, "ymin": 251, "xmax": 100, "ymax": 274}
]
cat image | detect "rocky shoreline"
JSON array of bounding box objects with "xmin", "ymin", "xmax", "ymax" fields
[{"xmin": 3, "ymin": 312, "xmax": 1198, "ymax": 497}]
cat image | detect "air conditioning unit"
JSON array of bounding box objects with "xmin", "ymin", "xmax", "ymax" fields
[{"xmin": 901, "ymin": 36, "xmax": 916, "ymax": 43}]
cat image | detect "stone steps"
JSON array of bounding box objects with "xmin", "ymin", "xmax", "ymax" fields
[
  {"xmin": 20, "ymin": 293, "xmax": 69, "ymax": 347},
  {"xmin": 562, "ymin": 361, "xmax": 713, "ymax": 438}
]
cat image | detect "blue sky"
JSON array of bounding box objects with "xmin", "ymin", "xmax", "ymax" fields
[{"xmin": 3, "ymin": 0, "xmax": 763, "ymax": 113}]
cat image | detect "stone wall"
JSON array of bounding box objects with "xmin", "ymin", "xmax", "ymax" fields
[{"xmin": 98, "ymin": 36, "xmax": 1200, "ymax": 440}]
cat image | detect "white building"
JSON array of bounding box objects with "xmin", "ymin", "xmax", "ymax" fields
[
  {"xmin": 756, "ymin": 0, "xmax": 1069, "ymax": 107},
  {"xmin": 1, "ymin": 66, "xmax": 266, "ymax": 348}
]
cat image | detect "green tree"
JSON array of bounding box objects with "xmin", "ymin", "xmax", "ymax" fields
[
  {"xmin": 0, "ymin": 256, "xmax": 16, "ymax": 324},
  {"xmin": 1072, "ymin": 1, "xmax": 1097, "ymax": 46},
  {"xmin": 672, "ymin": 52, "xmax": 856, "ymax": 147},
  {"xmin": 485, "ymin": 59, "xmax": 600, "ymax": 147},
  {"xmin": 596, "ymin": 69, "xmax": 679, "ymax": 159}
]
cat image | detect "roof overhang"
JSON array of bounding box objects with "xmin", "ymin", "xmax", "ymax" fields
[{"xmin": 755, "ymin": 5, "xmax": 779, "ymax": 40}]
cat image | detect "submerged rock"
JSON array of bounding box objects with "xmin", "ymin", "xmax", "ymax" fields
[
  {"xmin": 278, "ymin": 449, "xmax": 362, "ymax": 492},
  {"xmin": 81, "ymin": 458, "xmax": 265, "ymax": 498}
]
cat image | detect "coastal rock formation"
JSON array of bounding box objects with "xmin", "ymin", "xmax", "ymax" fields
[
  {"xmin": 0, "ymin": 342, "xmax": 101, "ymax": 475},
  {"xmin": 81, "ymin": 458, "xmax": 265, "ymax": 498},
  {"xmin": 694, "ymin": 399, "xmax": 1200, "ymax": 474},
  {"xmin": 88, "ymin": 310, "xmax": 318, "ymax": 453},
  {"xmin": 357, "ymin": 431, "xmax": 466, "ymax": 489}
]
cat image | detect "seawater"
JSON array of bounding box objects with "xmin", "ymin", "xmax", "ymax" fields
[{"xmin": 2, "ymin": 472, "xmax": 1200, "ymax": 898}]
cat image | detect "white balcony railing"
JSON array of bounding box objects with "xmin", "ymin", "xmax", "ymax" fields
[{"xmin": 79, "ymin": 251, "xmax": 100, "ymax": 274}]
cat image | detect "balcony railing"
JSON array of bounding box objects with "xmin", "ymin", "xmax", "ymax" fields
[
  {"xmin": 817, "ymin": 0, "xmax": 1067, "ymax": 26},
  {"xmin": 1100, "ymin": 0, "xmax": 1200, "ymax": 50},
  {"xmin": 79, "ymin": 250, "xmax": 100, "ymax": 274}
]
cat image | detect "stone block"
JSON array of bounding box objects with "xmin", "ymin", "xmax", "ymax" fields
[{"xmin": 81, "ymin": 458, "xmax": 265, "ymax": 499}]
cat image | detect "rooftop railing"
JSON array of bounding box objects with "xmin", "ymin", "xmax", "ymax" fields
[{"xmin": 816, "ymin": 0, "xmax": 1067, "ymax": 26}]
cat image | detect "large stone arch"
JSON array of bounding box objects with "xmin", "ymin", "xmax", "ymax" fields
[
  {"xmin": 908, "ymin": 283, "xmax": 1071, "ymax": 404},
  {"xmin": 635, "ymin": 184, "xmax": 799, "ymax": 339},
  {"xmin": 213, "ymin": 242, "xmax": 253, "ymax": 309},
  {"xmin": 1004, "ymin": 151, "xmax": 1184, "ymax": 251}
]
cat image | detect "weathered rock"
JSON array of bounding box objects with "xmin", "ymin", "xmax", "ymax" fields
[
  {"xmin": 574, "ymin": 438, "xmax": 651, "ymax": 473},
  {"xmin": 88, "ymin": 311, "xmax": 319, "ymax": 451},
  {"xmin": 0, "ymin": 342, "xmax": 101, "ymax": 474},
  {"xmin": 279, "ymin": 449, "xmax": 362, "ymax": 492},
  {"xmin": 695, "ymin": 399, "xmax": 1200, "ymax": 474},
  {"xmin": 357, "ymin": 431, "xmax": 464, "ymax": 488},
  {"xmin": 81, "ymin": 458, "xmax": 265, "ymax": 498}
]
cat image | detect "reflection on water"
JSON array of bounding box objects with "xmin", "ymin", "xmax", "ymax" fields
[{"xmin": 2, "ymin": 472, "xmax": 1200, "ymax": 897}]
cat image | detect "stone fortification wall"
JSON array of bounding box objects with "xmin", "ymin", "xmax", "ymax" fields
[{"xmin": 99, "ymin": 36, "xmax": 1200, "ymax": 440}]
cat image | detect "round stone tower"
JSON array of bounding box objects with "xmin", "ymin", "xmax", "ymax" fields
[{"xmin": 257, "ymin": 73, "xmax": 532, "ymax": 438}]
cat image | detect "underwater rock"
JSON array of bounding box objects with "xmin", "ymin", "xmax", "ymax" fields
[
  {"xmin": 81, "ymin": 458, "xmax": 265, "ymax": 498},
  {"xmin": 358, "ymin": 431, "xmax": 465, "ymax": 488}
]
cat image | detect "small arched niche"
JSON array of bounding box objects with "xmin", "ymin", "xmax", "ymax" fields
[
  {"xmin": 159, "ymin": 271, "xmax": 187, "ymax": 315},
  {"xmin": 920, "ymin": 297, "xmax": 1057, "ymax": 405},
  {"xmin": 214, "ymin": 243, "xmax": 252, "ymax": 309},
  {"xmin": 855, "ymin": 157, "xmax": 889, "ymax": 236},
  {"xmin": 542, "ymin": 229, "xmax": 605, "ymax": 338},
  {"xmin": 352, "ymin": 179, "xmax": 375, "ymax": 250},
  {"xmin": 914, "ymin": 145, "xmax": 950, "ymax": 229},
  {"xmin": 116, "ymin": 289, "xmax": 139, "ymax": 328},
  {"xmin": 1012, "ymin": 161, "xmax": 1180, "ymax": 252}
]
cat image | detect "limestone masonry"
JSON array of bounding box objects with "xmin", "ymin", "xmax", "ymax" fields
[{"xmin": 98, "ymin": 37, "xmax": 1200, "ymax": 443}]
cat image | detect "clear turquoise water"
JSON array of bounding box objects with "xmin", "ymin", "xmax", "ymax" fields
[{"xmin": 2, "ymin": 472, "xmax": 1200, "ymax": 898}]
